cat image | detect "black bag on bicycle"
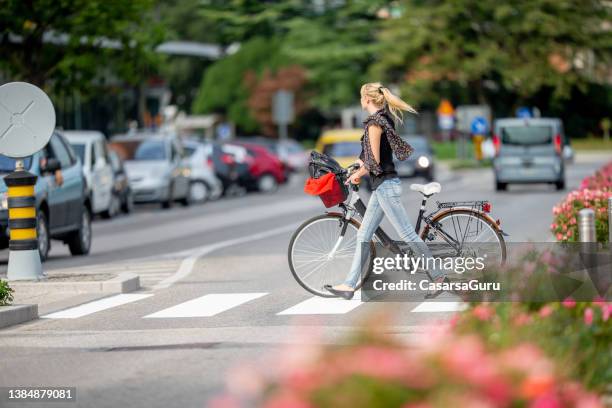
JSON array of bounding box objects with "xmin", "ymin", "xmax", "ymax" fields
[
  {"xmin": 306, "ymin": 151, "xmax": 349, "ymax": 207},
  {"xmin": 308, "ymin": 151, "xmax": 344, "ymax": 178}
]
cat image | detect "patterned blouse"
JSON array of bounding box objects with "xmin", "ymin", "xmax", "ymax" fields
[{"xmin": 360, "ymin": 108, "xmax": 414, "ymax": 176}]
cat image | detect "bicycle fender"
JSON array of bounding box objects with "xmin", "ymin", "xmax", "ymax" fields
[
  {"xmin": 476, "ymin": 210, "xmax": 508, "ymax": 235},
  {"xmin": 432, "ymin": 207, "xmax": 507, "ymax": 234}
]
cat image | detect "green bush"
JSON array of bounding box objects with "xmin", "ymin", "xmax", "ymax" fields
[
  {"xmin": 0, "ymin": 280, "xmax": 14, "ymax": 306},
  {"xmin": 455, "ymin": 301, "xmax": 611, "ymax": 392}
]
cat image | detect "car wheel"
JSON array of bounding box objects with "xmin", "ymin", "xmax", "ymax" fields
[
  {"xmin": 425, "ymin": 169, "xmax": 435, "ymax": 182},
  {"xmin": 161, "ymin": 183, "xmax": 174, "ymax": 209},
  {"xmin": 555, "ymin": 179, "xmax": 565, "ymax": 191},
  {"xmin": 495, "ymin": 181, "xmax": 507, "ymax": 191},
  {"xmin": 68, "ymin": 207, "xmax": 92, "ymax": 256},
  {"xmin": 37, "ymin": 211, "xmax": 50, "ymax": 262},
  {"xmin": 122, "ymin": 192, "xmax": 134, "ymax": 214},
  {"xmin": 188, "ymin": 181, "xmax": 209, "ymax": 204},
  {"xmin": 257, "ymin": 174, "xmax": 278, "ymax": 193},
  {"xmin": 101, "ymin": 194, "xmax": 120, "ymax": 219}
]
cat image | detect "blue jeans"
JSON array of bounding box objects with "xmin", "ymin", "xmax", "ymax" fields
[{"xmin": 343, "ymin": 178, "xmax": 445, "ymax": 288}]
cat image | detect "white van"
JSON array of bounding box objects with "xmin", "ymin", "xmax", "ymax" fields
[{"xmin": 64, "ymin": 131, "xmax": 117, "ymax": 218}]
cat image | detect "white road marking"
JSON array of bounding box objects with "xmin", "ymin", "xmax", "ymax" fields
[
  {"xmin": 153, "ymin": 223, "xmax": 298, "ymax": 290},
  {"xmin": 143, "ymin": 293, "xmax": 268, "ymax": 318},
  {"xmin": 410, "ymin": 301, "xmax": 466, "ymax": 313},
  {"xmin": 277, "ymin": 296, "xmax": 363, "ymax": 315},
  {"xmin": 41, "ymin": 294, "xmax": 153, "ymax": 319}
]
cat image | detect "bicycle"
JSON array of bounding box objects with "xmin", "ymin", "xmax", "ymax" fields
[{"xmin": 288, "ymin": 163, "xmax": 508, "ymax": 297}]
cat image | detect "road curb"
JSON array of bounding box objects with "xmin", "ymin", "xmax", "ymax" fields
[
  {"xmin": 9, "ymin": 272, "xmax": 141, "ymax": 295},
  {"xmin": 0, "ymin": 304, "xmax": 38, "ymax": 329}
]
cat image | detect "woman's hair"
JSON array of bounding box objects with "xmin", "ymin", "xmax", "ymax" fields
[{"xmin": 360, "ymin": 82, "xmax": 417, "ymax": 123}]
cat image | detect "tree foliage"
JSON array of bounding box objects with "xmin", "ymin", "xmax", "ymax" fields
[
  {"xmin": 192, "ymin": 1, "xmax": 386, "ymax": 133},
  {"xmin": 192, "ymin": 37, "xmax": 288, "ymax": 132},
  {"xmin": 0, "ymin": 0, "xmax": 162, "ymax": 96},
  {"xmin": 373, "ymin": 0, "xmax": 612, "ymax": 107}
]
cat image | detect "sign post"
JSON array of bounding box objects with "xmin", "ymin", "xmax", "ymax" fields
[
  {"xmin": 0, "ymin": 82, "xmax": 55, "ymax": 280},
  {"xmin": 470, "ymin": 116, "xmax": 489, "ymax": 161},
  {"xmin": 272, "ymin": 90, "xmax": 294, "ymax": 140}
]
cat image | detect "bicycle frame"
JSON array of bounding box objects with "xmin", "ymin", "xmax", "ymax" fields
[{"xmin": 332, "ymin": 185, "xmax": 497, "ymax": 257}]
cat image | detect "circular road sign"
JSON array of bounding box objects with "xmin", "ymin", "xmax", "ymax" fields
[{"xmin": 0, "ymin": 82, "xmax": 56, "ymax": 158}]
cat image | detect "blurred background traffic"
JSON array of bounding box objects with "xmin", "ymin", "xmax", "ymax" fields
[{"xmin": 0, "ymin": 0, "xmax": 610, "ymax": 262}]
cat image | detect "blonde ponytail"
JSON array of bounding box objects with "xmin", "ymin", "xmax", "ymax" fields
[{"xmin": 361, "ymin": 82, "xmax": 417, "ymax": 123}]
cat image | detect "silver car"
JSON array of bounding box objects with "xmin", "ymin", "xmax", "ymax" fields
[
  {"xmin": 109, "ymin": 133, "xmax": 191, "ymax": 208},
  {"xmin": 183, "ymin": 140, "xmax": 223, "ymax": 203},
  {"xmin": 493, "ymin": 118, "xmax": 566, "ymax": 191},
  {"xmin": 394, "ymin": 135, "xmax": 435, "ymax": 181}
]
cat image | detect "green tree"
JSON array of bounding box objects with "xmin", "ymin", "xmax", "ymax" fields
[
  {"xmin": 192, "ymin": 1, "xmax": 387, "ymax": 133},
  {"xmin": 0, "ymin": 0, "xmax": 162, "ymax": 96},
  {"xmin": 373, "ymin": 0, "xmax": 612, "ymax": 107},
  {"xmin": 192, "ymin": 37, "xmax": 288, "ymax": 132}
]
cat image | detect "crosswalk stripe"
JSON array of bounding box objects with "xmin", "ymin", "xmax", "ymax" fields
[
  {"xmin": 277, "ymin": 296, "xmax": 363, "ymax": 315},
  {"xmin": 41, "ymin": 294, "xmax": 153, "ymax": 319},
  {"xmin": 143, "ymin": 293, "xmax": 268, "ymax": 318},
  {"xmin": 410, "ymin": 301, "xmax": 466, "ymax": 313}
]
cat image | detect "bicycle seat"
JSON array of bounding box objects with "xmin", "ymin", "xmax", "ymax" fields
[{"xmin": 410, "ymin": 182, "xmax": 441, "ymax": 196}]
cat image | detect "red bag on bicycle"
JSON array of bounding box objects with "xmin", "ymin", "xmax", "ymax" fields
[{"xmin": 304, "ymin": 172, "xmax": 348, "ymax": 208}]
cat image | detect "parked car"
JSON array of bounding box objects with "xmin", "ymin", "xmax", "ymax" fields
[
  {"xmin": 107, "ymin": 150, "xmax": 134, "ymax": 214},
  {"xmin": 315, "ymin": 129, "xmax": 362, "ymax": 168},
  {"xmin": 218, "ymin": 143, "xmax": 251, "ymax": 195},
  {"xmin": 64, "ymin": 130, "xmax": 117, "ymax": 218},
  {"xmin": 236, "ymin": 137, "xmax": 309, "ymax": 174},
  {"xmin": 0, "ymin": 132, "xmax": 92, "ymax": 261},
  {"xmin": 227, "ymin": 142, "xmax": 287, "ymax": 193},
  {"xmin": 492, "ymin": 118, "xmax": 566, "ymax": 191},
  {"xmin": 182, "ymin": 140, "xmax": 223, "ymax": 203},
  {"xmin": 109, "ymin": 133, "xmax": 191, "ymax": 208}
]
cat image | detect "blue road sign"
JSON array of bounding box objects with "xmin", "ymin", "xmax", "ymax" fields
[
  {"xmin": 516, "ymin": 107, "xmax": 532, "ymax": 119},
  {"xmin": 470, "ymin": 116, "xmax": 488, "ymax": 134}
]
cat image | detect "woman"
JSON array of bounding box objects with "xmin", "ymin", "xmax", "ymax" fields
[{"xmin": 324, "ymin": 82, "xmax": 446, "ymax": 300}]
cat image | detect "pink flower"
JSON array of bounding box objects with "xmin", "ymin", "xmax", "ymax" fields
[
  {"xmin": 524, "ymin": 261, "xmax": 536, "ymax": 276},
  {"xmin": 530, "ymin": 392, "xmax": 562, "ymax": 408},
  {"xmin": 562, "ymin": 298, "xmax": 576, "ymax": 308},
  {"xmin": 584, "ymin": 308, "xmax": 594, "ymax": 325},
  {"xmin": 514, "ymin": 313, "xmax": 532, "ymax": 326},
  {"xmin": 472, "ymin": 304, "xmax": 494, "ymax": 321},
  {"xmin": 602, "ymin": 305, "xmax": 610, "ymax": 322},
  {"xmin": 555, "ymin": 233, "xmax": 563, "ymax": 241},
  {"xmin": 539, "ymin": 305, "xmax": 554, "ymax": 318}
]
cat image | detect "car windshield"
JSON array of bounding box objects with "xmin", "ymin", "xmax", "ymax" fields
[
  {"xmin": 71, "ymin": 143, "xmax": 86, "ymax": 163},
  {"xmin": 183, "ymin": 146, "xmax": 197, "ymax": 157},
  {"xmin": 501, "ymin": 125, "xmax": 553, "ymax": 145},
  {"xmin": 323, "ymin": 142, "xmax": 361, "ymax": 157},
  {"xmin": 404, "ymin": 138, "xmax": 429, "ymax": 152},
  {"xmin": 0, "ymin": 155, "xmax": 33, "ymax": 172},
  {"xmin": 110, "ymin": 140, "xmax": 167, "ymax": 161}
]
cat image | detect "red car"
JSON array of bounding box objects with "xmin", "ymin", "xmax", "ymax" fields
[{"xmin": 228, "ymin": 142, "xmax": 286, "ymax": 192}]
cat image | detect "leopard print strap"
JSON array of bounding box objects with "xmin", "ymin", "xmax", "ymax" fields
[{"xmin": 361, "ymin": 110, "xmax": 415, "ymax": 176}]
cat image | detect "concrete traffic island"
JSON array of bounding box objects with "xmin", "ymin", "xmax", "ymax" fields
[
  {"xmin": 9, "ymin": 272, "xmax": 141, "ymax": 295},
  {"xmin": 0, "ymin": 273, "xmax": 140, "ymax": 329},
  {"xmin": 0, "ymin": 303, "xmax": 38, "ymax": 329}
]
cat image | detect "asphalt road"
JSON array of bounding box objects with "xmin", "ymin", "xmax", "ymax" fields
[{"xmin": 0, "ymin": 155, "xmax": 607, "ymax": 408}]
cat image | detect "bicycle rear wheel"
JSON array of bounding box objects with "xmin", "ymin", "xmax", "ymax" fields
[
  {"xmin": 420, "ymin": 209, "xmax": 506, "ymax": 265},
  {"xmin": 288, "ymin": 214, "xmax": 375, "ymax": 297}
]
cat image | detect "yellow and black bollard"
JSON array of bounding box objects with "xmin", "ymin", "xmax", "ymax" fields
[{"xmin": 5, "ymin": 160, "xmax": 43, "ymax": 280}]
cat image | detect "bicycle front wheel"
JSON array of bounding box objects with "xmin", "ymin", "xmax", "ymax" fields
[{"xmin": 288, "ymin": 214, "xmax": 375, "ymax": 297}]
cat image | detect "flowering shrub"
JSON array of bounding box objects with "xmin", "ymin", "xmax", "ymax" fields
[
  {"xmin": 551, "ymin": 161, "xmax": 611, "ymax": 243},
  {"xmin": 210, "ymin": 323, "xmax": 603, "ymax": 408},
  {"xmin": 454, "ymin": 300, "xmax": 611, "ymax": 393},
  {"xmin": 551, "ymin": 189, "xmax": 610, "ymax": 243},
  {"xmin": 579, "ymin": 162, "xmax": 612, "ymax": 191},
  {"xmin": 0, "ymin": 279, "xmax": 14, "ymax": 306}
]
